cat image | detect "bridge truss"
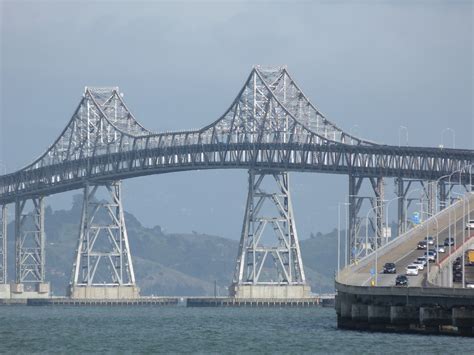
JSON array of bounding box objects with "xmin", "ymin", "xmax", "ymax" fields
[{"xmin": 0, "ymin": 66, "xmax": 472, "ymax": 296}]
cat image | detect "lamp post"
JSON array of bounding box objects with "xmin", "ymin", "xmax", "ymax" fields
[
  {"xmin": 451, "ymin": 192, "xmax": 470, "ymax": 288},
  {"xmin": 385, "ymin": 196, "xmax": 403, "ymax": 241},
  {"xmin": 417, "ymin": 208, "xmax": 440, "ymax": 266},
  {"xmin": 441, "ymin": 128, "xmax": 455, "ymax": 148},
  {"xmin": 338, "ymin": 201, "xmax": 350, "ymax": 269},
  {"xmin": 365, "ymin": 204, "xmax": 385, "ymax": 286},
  {"xmin": 404, "ymin": 187, "xmax": 425, "ymax": 231},
  {"xmin": 398, "ymin": 126, "xmax": 408, "ymax": 147}
]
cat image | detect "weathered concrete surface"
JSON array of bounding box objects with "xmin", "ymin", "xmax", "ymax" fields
[
  {"xmin": 10, "ymin": 283, "xmax": 50, "ymax": 299},
  {"xmin": 368, "ymin": 305, "xmax": 391, "ymax": 324},
  {"xmin": 420, "ymin": 306, "xmax": 452, "ymax": 326},
  {"xmin": 0, "ymin": 284, "xmax": 10, "ymax": 298},
  {"xmin": 229, "ymin": 284, "xmax": 311, "ymax": 299},
  {"xmin": 68, "ymin": 286, "xmax": 140, "ymax": 299}
]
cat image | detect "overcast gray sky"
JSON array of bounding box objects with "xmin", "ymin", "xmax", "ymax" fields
[{"xmin": 1, "ymin": 0, "xmax": 472, "ymax": 239}]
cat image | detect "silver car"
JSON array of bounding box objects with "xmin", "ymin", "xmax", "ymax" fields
[{"xmin": 412, "ymin": 260, "xmax": 425, "ymax": 270}]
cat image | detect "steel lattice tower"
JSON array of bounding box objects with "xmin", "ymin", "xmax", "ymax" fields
[
  {"xmin": 69, "ymin": 181, "xmax": 137, "ymax": 298},
  {"xmin": 230, "ymin": 170, "xmax": 309, "ymax": 298}
]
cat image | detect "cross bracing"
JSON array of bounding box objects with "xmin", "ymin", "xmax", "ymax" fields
[{"xmin": 0, "ymin": 67, "xmax": 472, "ymax": 204}]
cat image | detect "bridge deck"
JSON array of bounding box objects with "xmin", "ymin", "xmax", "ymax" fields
[{"xmin": 338, "ymin": 193, "xmax": 474, "ymax": 288}]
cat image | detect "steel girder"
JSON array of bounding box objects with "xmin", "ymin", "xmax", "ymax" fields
[
  {"xmin": 0, "ymin": 66, "xmax": 472, "ymax": 204},
  {"xmin": 232, "ymin": 170, "xmax": 306, "ymax": 286},
  {"xmin": 15, "ymin": 197, "xmax": 45, "ymax": 284},
  {"xmin": 0, "ymin": 206, "xmax": 6, "ymax": 283},
  {"xmin": 0, "ymin": 143, "xmax": 472, "ymax": 205},
  {"xmin": 71, "ymin": 181, "xmax": 135, "ymax": 287}
]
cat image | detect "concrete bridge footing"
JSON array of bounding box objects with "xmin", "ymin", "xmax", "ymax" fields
[{"xmin": 68, "ymin": 286, "xmax": 140, "ymax": 299}]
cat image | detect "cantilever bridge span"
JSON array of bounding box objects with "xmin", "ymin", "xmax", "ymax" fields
[{"xmin": 0, "ymin": 66, "xmax": 472, "ymax": 299}]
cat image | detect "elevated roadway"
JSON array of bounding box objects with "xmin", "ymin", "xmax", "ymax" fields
[
  {"xmin": 338, "ymin": 193, "xmax": 474, "ymax": 288},
  {"xmin": 335, "ymin": 193, "xmax": 474, "ymax": 336}
]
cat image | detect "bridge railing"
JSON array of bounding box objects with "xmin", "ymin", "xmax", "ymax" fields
[{"xmin": 337, "ymin": 194, "xmax": 474, "ymax": 284}]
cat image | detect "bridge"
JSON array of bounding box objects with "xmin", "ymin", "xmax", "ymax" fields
[{"xmin": 0, "ymin": 66, "xmax": 473, "ymax": 302}]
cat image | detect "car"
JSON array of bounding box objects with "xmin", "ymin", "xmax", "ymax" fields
[
  {"xmin": 412, "ymin": 260, "xmax": 425, "ymax": 270},
  {"xmin": 417, "ymin": 240, "xmax": 427, "ymax": 250},
  {"xmin": 424, "ymin": 251, "xmax": 436, "ymax": 262},
  {"xmin": 466, "ymin": 282, "xmax": 474, "ymax": 289},
  {"xmin": 427, "ymin": 236, "xmax": 435, "ymax": 245},
  {"xmin": 436, "ymin": 245, "xmax": 446, "ymax": 253},
  {"xmin": 453, "ymin": 262, "xmax": 462, "ymax": 271},
  {"xmin": 417, "ymin": 256, "xmax": 428, "ymax": 266},
  {"xmin": 395, "ymin": 275, "xmax": 408, "ymax": 286},
  {"xmin": 465, "ymin": 220, "xmax": 474, "ymax": 230},
  {"xmin": 428, "ymin": 249, "xmax": 438, "ymax": 257},
  {"xmin": 406, "ymin": 264, "xmax": 419, "ymax": 276},
  {"xmin": 444, "ymin": 237, "xmax": 455, "ymax": 246},
  {"xmin": 383, "ymin": 262, "xmax": 396, "ymax": 274}
]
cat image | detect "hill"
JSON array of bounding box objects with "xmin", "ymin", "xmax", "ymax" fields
[{"xmin": 5, "ymin": 196, "xmax": 339, "ymax": 295}]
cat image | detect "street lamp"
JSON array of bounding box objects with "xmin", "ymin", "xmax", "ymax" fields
[
  {"xmin": 441, "ymin": 128, "xmax": 455, "ymax": 149},
  {"xmin": 398, "ymin": 126, "xmax": 408, "ymax": 147},
  {"xmin": 385, "ymin": 196, "xmax": 403, "ymax": 241},
  {"xmin": 451, "ymin": 192, "xmax": 471, "ymax": 288},
  {"xmin": 365, "ymin": 204, "xmax": 385, "ymax": 286},
  {"xmin": 338, "ymin": 202, "xmax": 350, "ymax": 270},
  {"xmin": 404, "ymin": 187, "xmax": 425, "ymax": 231},
  {"xmin": 417, "ymin": 208, "xmax": 440, "ymax": 267}
]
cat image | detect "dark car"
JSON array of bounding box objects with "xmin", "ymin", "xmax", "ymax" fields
[
  {"xmin": 417, "ymin": 240, "xmax": 427, "ymax": 250},
  {"xmin": 383, "ymin": 262, "xmax": 396, "ymax": 274},
  {"xmin": 453, "ymin": 271, "xmax": 463, "ymax": 282},
  {"xmin": 444, "ymin": 237, "xmax": 455, "ymax": 246},
  {"xmin": 395, "ymin": 275, "xmax": 408, "ymax": 286},
  {"xmin": 453, "ymin": 262, "xmax": 462, "ymax": 272}
]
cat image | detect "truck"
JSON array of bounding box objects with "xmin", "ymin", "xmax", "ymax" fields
[{"xmin": 467, "ymin": 250, "xmax": 474, "ymax": 266}]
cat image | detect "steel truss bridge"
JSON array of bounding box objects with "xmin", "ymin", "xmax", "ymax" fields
[{"xmin": 0, "ymin": 66, "xmax": 472, "ymax": 297}]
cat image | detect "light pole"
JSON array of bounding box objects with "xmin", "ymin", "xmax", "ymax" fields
[
  {"xmin": 398, "ymin": 126, "xmax": 408, "ymax": 147},
  {"xmin": 385, "ymin": 196, "xmax": 403, "ymax": 241},
  {"xmin": 404, "ymin": 187, "xmax": 425, "ymax": 231},
  {"xmin": 451, "ymin": 192, "xmax": 470, "ymax": 288},
  {"xmin": 441, "ymin": 128, "xmax": 455, "ymax": 148},
  {"xmin": 338, "ymin": 201, "xmax": 350, "ymax": 268},
  {"xmin": 417, "ymin": 208, "xmax": 440, "ymax": 265},
  {"xmin": 365, "ymin": 204, "xmax": 384, "ymax": 286}
]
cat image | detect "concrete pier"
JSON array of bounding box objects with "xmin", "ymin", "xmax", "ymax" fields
[
  {"xmin": 368, "ymin": 305, "xmax": 391, "ymax": 324},
  {"xmin": 186, "ymin": 296, "xmax": 326, "ymax": 307},
  {"xmin": 229, "ymin": 284, "xmax": 311, "ymax": 299},
  {"xmin": 336, "ymin": 282, "xmax": 474, "ymax": 336},
  {"xmin": 10, "ymin": 283, "xmax": 50, "ymax": 299},
  {"xmin": 68, "ymin": 286, "xmax": 140, "ymax": 299}
]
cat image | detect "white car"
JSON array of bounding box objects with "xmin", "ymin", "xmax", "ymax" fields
[
  {"xmin": 412, "ymin": 260, "xmax": 425, "ymax": 270},
  {"xmin": 466, "ymin": 220, "xmax": 474, "ymax": 230},
  {"xmin": 417, "ymin": 256, "xmax": 427, "ymax": 266},
  {"xmin": 436, "ymin": 245, "xmax": 446, "ymax": 253},
  {"xmin": 406, "ymin": 264, "xmax": 419, "ymax": 276}
]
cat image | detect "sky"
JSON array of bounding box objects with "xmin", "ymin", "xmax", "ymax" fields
[{"xmin": 0, "ymin": 0, "xmax": 472, "ymax": 240}]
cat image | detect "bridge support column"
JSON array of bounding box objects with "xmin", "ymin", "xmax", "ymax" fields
[
  {"xmin": 12, "ymin": 197, "xmax": 49, "ymax": 299},
  {"xmin": 69, "ymin": 181, "xmax": 139, "ymax": 299},
  {"xmin": 0, "ymin": 205, "xmax": 9, "ymax": 298},
  {"xmin": 230, "ymin": 170, "xmax": 310, "ymax": 299},
  {"xmin": 438, "ymin": 181, "xmax": 448, "ymax": 211},
  {"xmin": 348, "ymin": 175, "xmax": 385, "ymax": 264}
]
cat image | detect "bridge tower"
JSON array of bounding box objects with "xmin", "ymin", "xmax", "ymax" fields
[
  {"xmin": 230, "ymin": 170, "xmax": 310, "ymax": 299},
  {"xmin": 11, "ymin": 197, "xmax": 50, "ymax": 298},
  {"xmin": 69, "ymin": 181, "xmax": 139, "ymax": 299}
]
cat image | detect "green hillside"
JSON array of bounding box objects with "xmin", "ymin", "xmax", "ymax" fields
[{"xmin": 6, "ymin": 196, "xmax": 339, "ymax": 295}]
